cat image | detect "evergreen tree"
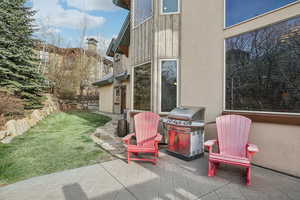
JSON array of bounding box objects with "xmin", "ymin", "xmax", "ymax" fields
[{"xmin": 0, "ymin": 0, "xmax": 45, "ymax": 109}]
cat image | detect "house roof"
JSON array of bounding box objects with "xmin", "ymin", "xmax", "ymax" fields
[
  {"xmin": 34, "ymin": 39, "xmax": 103, "ymax": 59},
  {"xmin": 112, "ymin": 0, "xmax": 130, "ymax": 10},
  {"xmin": 106, "ymin": 13, "xmax": 130, "ymax": 57},
  {"xmin": 115, "ymin": 71, "xmax": 130, "ymax": 81},
  {"xmin": 114, "ymin": 13, "xmax": 130, "ymax": 56},
  {"xmin": 92, "ymin": 72, "xmax": 114, "ymax": 87},
  {"xmin": 106, "ymin": 38, "xmax": 116, "ymax": 57}
]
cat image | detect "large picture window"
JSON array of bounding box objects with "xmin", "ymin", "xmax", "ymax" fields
[
  {"xmin": 160, "ymin": 60, "xmax": 178, "ymax": 112},
  {"xmin": 226, "ymin": 0, "xmax": 298, "ymax": 27},
  {"xmin": 134, "ymin": 0, "xmax": 152, "ymax": 27},
  {"xmin": 225, "ymin": 16, "xmax": 300, "ymax": 114},
  {"xmin": 133, "ymin": 63, "xmax": 151, "ymax": 111}
]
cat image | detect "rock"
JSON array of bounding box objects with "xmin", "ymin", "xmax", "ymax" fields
[
  {"xmin": 31, "ymin": 110, "xmax": 42, "ymax": 122},
  {"xmin": 16, "ymin": 119, "xmax": 30, "ymax": 135},
  {"xmin": 0, "ymin": 130, "xmax": 7, "ymax": 140},
  {"xmin": 1, "ymin": 136, "xmax": 13, "ymax": 144},
  {"xmin": 5, "ymin": 119, "xmax": 30, "ymax": 137},
  {"xmin": 5, "ymin": 120, "xmax": 18, "ymax": 137},
  {"xmin": 27, "ymin": 117, "xmax": 37, "ymax": 127}
]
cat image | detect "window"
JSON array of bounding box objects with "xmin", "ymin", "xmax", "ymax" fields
[
  {"xmin": 225, "ymin": 16, "xmax": 300, "ymax": 114},
  {"xmin": 115, "ymin": 87, "xmax": 120, "ymax": 97},
  {"xmin": 134, "ymin": 0, "xmax": 152, "ymax": 27},
  {"xmin": 115, "ymin": 87, "xmax": 120, "ymax": 103},
  {"xmin": 133, "ymin": 63, "xmax": 151, "ymax": 110},
  {"xmin": 226, "ymin": 0, "xmax": 298, "ymax": 27},
  {"xmin": 160, "ymin": 60, "xmax": 178, "ymax": 112},
  {"xmin": 162, "ymin": 0, "xmax": 180, "ymax": 14}
]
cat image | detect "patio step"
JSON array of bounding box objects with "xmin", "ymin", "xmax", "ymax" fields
[{"xmin": 91, "ymin": 116, "xmax": 126, "ymax": 160}]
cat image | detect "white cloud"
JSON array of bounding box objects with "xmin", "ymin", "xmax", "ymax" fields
[
  {"xmin": 31, "ymin": 0, "xmax": 106, "ymax": 30},
  {"xmin": 67, "ymin": 0, "xmax": 119, "ymax": 11}
]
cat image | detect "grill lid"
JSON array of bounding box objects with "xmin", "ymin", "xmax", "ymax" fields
[{"xmin": 168, "ymin": 106, "xmax": 205, "ymax": 121}]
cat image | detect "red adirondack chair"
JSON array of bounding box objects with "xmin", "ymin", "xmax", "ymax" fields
[
  {"xmin": 204, "ymin": 115, "xmax": 259, "ymax": 185},
  {"xmin": 123, "ymin": 112, "xmax": 162, "ymax": 164}
]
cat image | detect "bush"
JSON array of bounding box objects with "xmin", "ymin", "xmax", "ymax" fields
[{"xmin": 57, "ymin": 89, "xmax": 77, "ymax": 100}]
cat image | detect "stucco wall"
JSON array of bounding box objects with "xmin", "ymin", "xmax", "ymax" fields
[
  {"xmin": 181, "ymin": 0, "xmax": 300, "ymax": 176},
  {"xmin": 113, "ymin": 81, "xmax": 131, "ymax": 114},
  {"xmin": 181, "ymin": 0, "xmax": 224, "ymax": 122},
  {"xmin": 98, "ymin": 84, "xmax": 114, "ymax": 113}
]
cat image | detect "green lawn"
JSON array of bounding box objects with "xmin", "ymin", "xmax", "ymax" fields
[{"xmin": 0, "ymin": 111, "xmax": 111, "ymax": 185}]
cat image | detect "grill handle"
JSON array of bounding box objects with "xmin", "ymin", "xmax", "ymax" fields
[{"xmin": 166, "ymin": 126, "xmax": 191, "ymax": 133}]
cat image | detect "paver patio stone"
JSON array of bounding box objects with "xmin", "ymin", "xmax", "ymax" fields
[
  {"xmin": 0, "ymin": 164, "xmax": 135, "ymax": 200},
  {"xmin": 0, "ymin": 156, "xmax": 299, "ymax": 200}
]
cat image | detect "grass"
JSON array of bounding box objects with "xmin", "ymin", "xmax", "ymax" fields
[{"xmin": 0, "ymin": 111, "xmax": 111, "ymax": 185}]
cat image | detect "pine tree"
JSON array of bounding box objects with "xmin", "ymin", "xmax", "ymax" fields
[{"xmin": 0, "ymin": 0, "xmax": 45, "ymax": 109}]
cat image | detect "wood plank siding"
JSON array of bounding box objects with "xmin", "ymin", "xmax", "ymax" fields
[
  {"xmin": 130, "ymin": 11, "xmax": 180, "ymax": 66},
  {"xmin": 157, "ymin": 14, "xmax": 180, "ymax": 58},
  {"xmin": 129, "ymin": 0, "xmax": 181, "ymax": 112},
  {"xmin": 131, "ymin": 19, "xmax": 153, "ymax": 66}
]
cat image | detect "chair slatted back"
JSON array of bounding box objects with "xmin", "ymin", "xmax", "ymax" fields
[
  {"xmin": 216, "ymin": 115, "xmax": 251, "ymax": 158},
  {"xmin": 134, "ymin": 112, "xmax": 160, "ymax": 147}
]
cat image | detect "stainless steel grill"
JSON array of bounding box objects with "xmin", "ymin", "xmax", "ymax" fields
[{"xmin": 162, "ymin": 106, "xmax": 205, "ymax": 160}]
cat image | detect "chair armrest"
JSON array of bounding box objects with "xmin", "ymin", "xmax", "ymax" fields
[
  {"xmin": 204, "ymin": 140, "xmax": 217, "ymax": 147},
  {"xmin": 123, "ymin": 133, "xmax": 135, "ymax": 145},
  {"xmin": 247, "ymin": 144, "xmax": 259, "ymax": 160},
  {"xmin": 204, "ymin": 140, "xmax": 217, "ymax": 153},
  {"xmin": 247, "ymin": 144, "xmax": 259, "ymax": 153},
  {"xmin": 155, "ymin": 133, "xmax": 162, "ymax": 142}
]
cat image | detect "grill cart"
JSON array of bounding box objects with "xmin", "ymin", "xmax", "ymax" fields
[{"xmin": 162, "ymin": 106, "xmax": 205, "ymax": 160}]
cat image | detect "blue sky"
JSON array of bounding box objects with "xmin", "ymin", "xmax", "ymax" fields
[{"xmin": 25, "ymin": 0, "xmax": 128, "ymax": 53}]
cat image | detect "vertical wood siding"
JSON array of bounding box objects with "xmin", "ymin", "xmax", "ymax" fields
[
  {"xmin": 157, "ymin": 14, "xmax": 180, "ymax": 59},
  {"xmin": 129, "ymin": 0, "xmax": 181, "ymax": 112},
  {"xmin": 130, "ymin": 14, "xmax": 180, "ymax": 66},
  {"xmin": 130, "ymin": 19, "xmax": 153, "ymax": 66}
]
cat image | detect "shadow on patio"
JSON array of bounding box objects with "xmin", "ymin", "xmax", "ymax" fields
[{"xmin": 61, "ymin": 152, "xmax": 300, "ymax": 200}]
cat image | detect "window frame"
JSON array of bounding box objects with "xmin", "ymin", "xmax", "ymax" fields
[
  {"xmin": 114, "ymin": 86, "xmax": 121, "ymax": 104},
  {"xmin": 132, "ymin": 0, "xmax": 153, "ymax": 28},
  {"xmin": 131, "ymin": 61, "xmax": 152, "ymax": 112},
  {"xmin": 223, "ymin": 16, "xmax": 300, "ymax": 116},
  {"xmin": 160, "ymin": 0, "xmax": 181, "ymax": 15},
  {"xmin": 159, "ymin": 59, "xmax": 180, "ymax": 114},
  {"xmin": 224, "ymin": 0, "xmax": 300, "ymax": 29}
]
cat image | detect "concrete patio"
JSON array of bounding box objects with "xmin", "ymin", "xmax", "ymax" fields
[{"xmin": 1, "ymin": 151, "xmax": 299, "ymax": 200}]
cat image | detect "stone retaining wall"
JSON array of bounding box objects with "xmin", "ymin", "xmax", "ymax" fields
[{"xmin": 0, "ymin": 94, "xmax": 60, "ymax": 143}]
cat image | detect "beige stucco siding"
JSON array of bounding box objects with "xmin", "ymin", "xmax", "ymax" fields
[
  {"xmin": 181, "ymin": 0, "xmax": 300, "ymax": 176},
  {"xmin": 181, "ymin": 0, "xmax": 224, "ymax": 122},
  {"xmin": 98, "ymin": 84, "xmax": 114, "ymax": 113}
]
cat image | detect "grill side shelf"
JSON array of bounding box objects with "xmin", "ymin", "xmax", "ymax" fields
[{"xmin": 161, "ymin": 118, "xmax": 205, "ymax": 128}]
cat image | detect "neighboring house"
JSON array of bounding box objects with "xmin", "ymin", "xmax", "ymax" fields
[
  {"xmin": 93, "ymin": 14, "xmax": 130, "ymax": 114},
  {"xmin": 113, "ymin": 0, "xmax": 300, "ymax": 177},
  {"xmin": 34, "ymin": 38, "xmax": 111, "ymax": 98}
]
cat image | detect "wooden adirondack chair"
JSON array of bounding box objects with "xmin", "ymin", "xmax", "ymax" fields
[
  {"xmin": 123, "ymin": 112, "xmax": 162, "ymax": 164},
  {"xmin": 204, "ymin": 115, "xmax": 259, "ymax": 185}
]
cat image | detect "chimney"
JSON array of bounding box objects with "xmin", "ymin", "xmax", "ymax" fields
[{"xmin": 87, "ymin": 38, "xmax": 98, "ymax": 52}]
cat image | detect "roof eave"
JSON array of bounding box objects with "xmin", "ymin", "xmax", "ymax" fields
[
  {"xmin": 112, "ymin": 0, "xmax": 130, "ymax": 10},
  {"xmin": 106, "ymin": 39, "xmax": 116, "ymax": 57},
  {"xmin": 114, "ymin": 13, "xmax": 130, "ymax": 56}
]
